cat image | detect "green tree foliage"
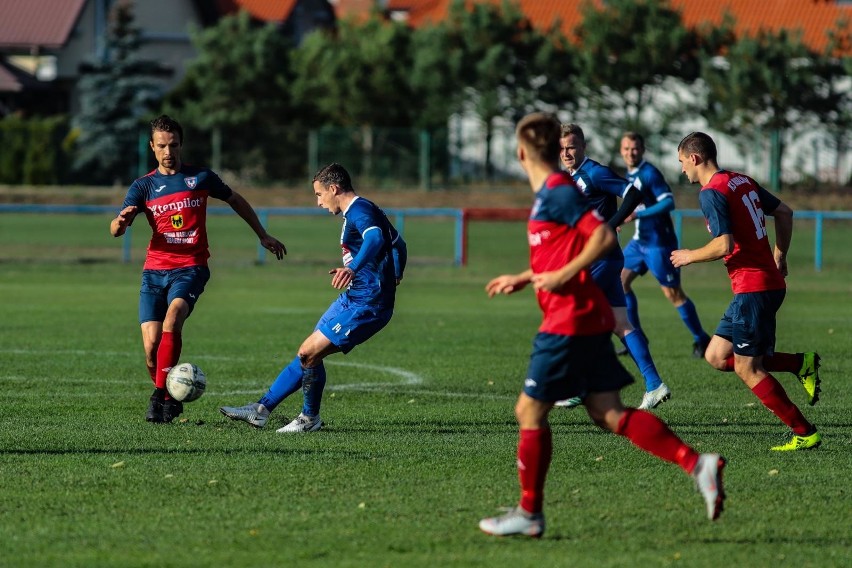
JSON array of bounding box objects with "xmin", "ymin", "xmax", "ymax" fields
[
  {"xmin": 73, "ymin": 0, "xmax": 163, "ymax": 184},
  {"xmin": 442, "ymin": 0, "xmax": 577, "ymax": 177},
  {"xmin": 165, "ymin": 11, "xmax": 298, "ymax": 180},
  {"xmin": 290, "ymin": 12, "xmax": 420, "ymax": 178},
  {"xmin": 574, "ymin": 0, "xmax": 704, "ymax": 153},
  {"xmin": 290, "ymin": 12, "xmax": 416, "ymax": 128},
  {"xmin": 699, "ymin": 26, "xmax": 831, "ymax": 188}
]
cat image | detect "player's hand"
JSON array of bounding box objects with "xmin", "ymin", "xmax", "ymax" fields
[
  {"xmin": 329, "ymin": 267, "xmax": 355, "ymax": 289},
  {"xmin": 486, "ymin": 274, "xmax": 527, "ymax": 297},
  {"xmin": 670, "ymin": 249, "xmax": 692, "ymax": 268},
  {"xmin": 261, "ymin": 235, "xmax": 286, "ymax": 260},
  {"xmin": 116, "ymin": 205, "xmax": 138, "ymax": 228},
  {"xmin": 531, "ymin": 270, "xmax": 570, "ymax": 293},
  {"xmin": 775, "ymin": 251, "xmax": 788, "ymax": 277}
]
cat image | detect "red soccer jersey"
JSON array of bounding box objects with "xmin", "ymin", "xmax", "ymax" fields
[
  {"xmin": 122, "ymin": 166, "xmax": 233, "ymax": 270},
  {"xmin": 699, "ymin": 171, "xmax": 786, "ymax": 293},
  {"xmin": 529, "ymin": 171, "xmax": 615, "ymax": 336}
]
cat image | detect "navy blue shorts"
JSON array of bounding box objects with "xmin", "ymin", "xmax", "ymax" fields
[
  {"xmin": 315, "ymin": 295, "xmax": 393, "ymax": 354},
  {"xmin": 139, "ymin": 266, "xmax": 210, "ymax": 324},
  {"xmin": 524, "ymin": 332, "xmax": 635, "ymax": 402},
  {"xmin": 591, "ymin": 257, "xmax": 627, "ymax": 308},
  {"xmin": 715, "ymin": 289, "xmax": 786, "ymax": 357},
  {"xmin": 623, "ymin": 239, "xmax": 681, "ymax": 288}
]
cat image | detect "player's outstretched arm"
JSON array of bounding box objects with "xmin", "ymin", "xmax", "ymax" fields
[
  {"xmin": 609, "ymin": 186, "xmax": 643, "ymax": 229},
  {"xmin": 671, "ymin": 234, "xmax": 732, "ymax": 268},
  {"xmin": 110, "ymin": 205, "xmax": 138, "ymax": 237},
  {"xmin": 486, "ymin": 269, "xmax": 533, "ymax": 297},
  {"xmin": 225, "ymin": 191, "xmax": 286, "ymax": 260}
]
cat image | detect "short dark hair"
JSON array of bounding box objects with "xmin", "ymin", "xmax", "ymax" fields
[
  {"xmin": 313, "ymin": 163, "xmax": 354, "ymax": 191},
  {"xmin": 678, "ymin": 132, "xmax": 717, "ymax": 162},
  {"xmin": 560, "ymin": 123, "xmax": 585, "ymax": 144},
  {"xmin": 516, "ymin": 112, "xmax": 561, "ymax": 164},
  {"xmin": 622, "ymin": 131, "xmax": 645, "ymax": 148},
  {"xmin": 150, "ymin": 115, "xmax": 183, "ymax": 145}
]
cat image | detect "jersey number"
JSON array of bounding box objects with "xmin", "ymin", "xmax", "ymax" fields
[{"xmin": 741, "ymin": 191, "xmax": 767, "ymax": 240}]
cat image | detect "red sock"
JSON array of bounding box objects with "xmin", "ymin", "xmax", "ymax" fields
[
  {"xmin": 763, "ymin": 352, "xmax": 802, "ymax": 375},
  {"xmin": 147, "ymin": 365, "xmax": 156, "ymax": 384},
  {"xmin": 616, "ymin": 409, "xmax": 699, "ymax": 474},
  {"xmin": 751, "ymin": 376, "xmax": 812, "ymax": 435},
  {"xmin": 518, "ymin": 428, "xmax": 552, "ymax": 514},
  {"xmin": 722, "ymin": 356, "xmax": 735, "ymax": 372},
  {"xmin": 154, "ymin": 331, "xmax": 182, "ymax": 392}
]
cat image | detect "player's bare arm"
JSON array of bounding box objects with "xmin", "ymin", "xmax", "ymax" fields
[
  {"xmin": 110, "ymin": 205, "xmax": 138, "ymax": 237},
  {"xmin": 671, "ymin": 234, "xmax": 733, "ymax": 268},
  {"xmin": 486, "ymin": 269, "xmax": 533, "ymax": 297},
  {"xmin": 225, "ymin": 191, "xmax": 286, "ymax": 259},
  {"xmin": 769, "ymin": 202, "xmax": 793, "ymax": 277},
  {"xmin": 532, "ymin": 224, "xmax": 616, "ymax": 292}
]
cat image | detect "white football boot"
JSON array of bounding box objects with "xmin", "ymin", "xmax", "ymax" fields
[
  {"xmin": 276, "ymin": 412, "xmax": 322, "ymax": 433},
  {"xmin": 219, "ymin": 402, "xmax": 270, "ymax": 428}
]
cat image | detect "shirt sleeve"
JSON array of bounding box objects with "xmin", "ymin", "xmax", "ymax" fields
[
  {"xmin": 205, "ymin": 170, "xmax": 234, "ymax": 201},
  {"xmin": 756, "ymin": 184, "xmax": 781, "ymax": 215},
  {"xmin": 699, "ymin": 189, "xmax": 731, "ymax": 237},
  {"xmin": 593, "ymin": 164, "xmax": 632, "ymax": 198}
]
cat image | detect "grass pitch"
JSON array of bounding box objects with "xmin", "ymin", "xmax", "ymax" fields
[{"xmin": 0, "ymin": 211, "xmax": 850, "ymax": 567}]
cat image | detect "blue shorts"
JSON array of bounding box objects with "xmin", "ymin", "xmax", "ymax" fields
[
  {"xmin": 139, "ymin": 266, "xmax": 210, "ymax": 324},
  {"xmin": 524, "ymin": 332, "xmax": 635, "ymax": 402},
  {"xmin": 315, "ymin": 295, "xmax": 393, "ymax": 354},
  {"xmin": 623, "ymin": 239, "xmax": 680, "ymax": 288},
  {"xmin": 715, "ymin": 289, "xmax": 786, "ymax": 357},
  {"xmin": 591, "ymin": 258, "xmax": 627, "ymax": 308}
]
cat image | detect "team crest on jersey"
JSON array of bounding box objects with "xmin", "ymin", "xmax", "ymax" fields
[
  {"xmin": 184, "ymin": 176, "xmax": 198, "ymax": 189},
  {"xmin": 170, "ymin": 213, "xmax": 184, "ymax": 229}
]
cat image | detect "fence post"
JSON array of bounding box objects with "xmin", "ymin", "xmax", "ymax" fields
[
  {"xmin": 419, "ymin": 129, "xmax": 431, "ymax": 191},
  {"xmin": 815, "ymin": 213, "xmax": 823, "ymax": 272}
]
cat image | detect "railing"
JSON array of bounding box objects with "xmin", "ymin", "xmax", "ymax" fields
[{"xmin": 2, "ymin": 204, "xmax": 850, "ymax": 271}]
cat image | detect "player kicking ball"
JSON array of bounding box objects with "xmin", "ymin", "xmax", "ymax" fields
[
  {"xmin": 219, "ymin": 163, "xmax": 406, "ymax": 433},
  {"xmin": 479, "ymin": 113, "xmax": 725, "ymax": 538}
]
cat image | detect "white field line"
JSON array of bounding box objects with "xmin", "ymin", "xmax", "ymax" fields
[{"xmin": 0, "ymin": 348, "xmax": 517, "ymax": 401}]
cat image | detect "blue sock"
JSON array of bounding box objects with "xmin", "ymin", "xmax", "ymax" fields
[
  {"xmin": 259, "ymin": 356, "xmax": 303, "ymax": 412},
  {"xmin": 677, "ymin": 299, "xmax": 710, "ymax": 343},
  {"xmin": 625, "ymin": 290, "xmax": 642, "ymax": 333},
  {"xmin": 301, "ymin": 363, "xmax": 327, "ymax": 417},
  {"xmin": 623, "ymin": 331, "xmax": 663, "ymax": 391}
]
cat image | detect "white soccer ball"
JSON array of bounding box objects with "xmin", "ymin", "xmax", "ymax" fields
[{"xmin": 166, "ymin": 362, "xmax": 206, "ymax": 402}]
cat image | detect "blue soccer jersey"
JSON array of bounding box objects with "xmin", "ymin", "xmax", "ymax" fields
[
  {"xmin": 340, "ymin": 196, "xmax": 403, "ymax": 308},
  {"xmin": 570, "ymin": 157, "xmax": 632, "ymax": 261},
  {"xmin": 625, "ymin": 160, "xmax": 677, "ymax": 248}
]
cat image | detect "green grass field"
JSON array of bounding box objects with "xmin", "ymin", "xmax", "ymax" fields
[{"xmin": 1, "ymin": 211, "xmax": 850, "ymax": 567}]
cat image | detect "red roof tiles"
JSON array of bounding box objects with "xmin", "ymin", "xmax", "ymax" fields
[{"xmin": 0, "ymin": 0, "xmax": 86, "ymax": 50}]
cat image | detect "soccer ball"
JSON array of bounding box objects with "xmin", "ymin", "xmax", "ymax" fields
[{"xmin": 166, "ymin": 363, "xmax": 206, "ymax": 402}]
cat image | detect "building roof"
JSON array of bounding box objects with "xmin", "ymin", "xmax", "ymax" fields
[
  {"xmin": 331, "ymin": 0, "xmax": 851, "ymax": 53},
  {"xmin": 0, "ymin": 0, "xmax": 87, "ymax": 50},
  {"xmin": 223, "ymin": 0, "xmax": 299, "ymax": 22}
]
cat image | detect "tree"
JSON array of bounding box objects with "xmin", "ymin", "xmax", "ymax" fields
[
  {"xmin": 165, "ymin": 10, "xmax": 298, "ymax": 180},
  {"xmin": 290, "ymin": 11, "xmax": 419, "ymax": 178},
  {"xmin": 699, "ymin": 26, "xmax": 829, "ymax": 189},
  {"xmin": 442, "ymin": 0, "xmax": 577, "ymax": 178},
  {"xmin": 573, "ymin": 0, "xmax": 704, "ymax": 155},
  {"xmin": 73, "ymin": 0, "xmax": 164, "ymax": 184}
]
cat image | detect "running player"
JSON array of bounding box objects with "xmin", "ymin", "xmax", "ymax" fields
[
  {"xmin": 557, "ymin": 124, "xmax": 671, "ymax": 410},
  {"xmin": 672, "ymin": 131, "xmax": 821, "ymax": 451},
  {"xmin": 478, "ymin": 112, "xmax": 725, "ymax": 539},
  {"xmin": 110, "ymin": 114, "xmax": 286, "ymax": 423},
  {"xmin": 619, "ymin": 131, "xmax": 712, "ymax": 358},
  {"xmin": 220, "ymin": 163, "xmax": 407, "ymax": 433}
]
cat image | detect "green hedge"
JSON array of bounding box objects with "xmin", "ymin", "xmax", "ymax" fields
[{"xmin": 0, "ymin": 115, "xmax": 70, "ymax": 184}]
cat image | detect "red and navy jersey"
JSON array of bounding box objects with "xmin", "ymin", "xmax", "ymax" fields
[
  {"xmin": 122, "ymin": 165, "xmax": 233, "ymax": 270},
  {"xmin": 699, "ymin": 170, "xmax": 785, "ymax": 293},
  {"xmin": 529, "ymin": 171, "xmax": 615, "ymax": 336}
]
